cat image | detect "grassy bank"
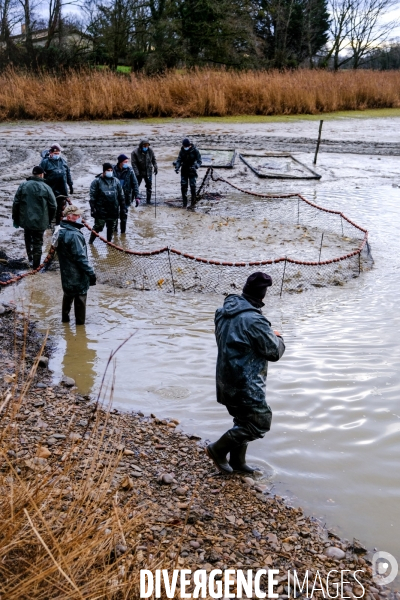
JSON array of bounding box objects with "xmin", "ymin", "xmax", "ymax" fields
[{"xmin": 0, "ymin": 69, "xmax": 400, "ymax": 121}]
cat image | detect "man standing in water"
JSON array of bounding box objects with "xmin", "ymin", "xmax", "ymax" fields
[
  {"xmin": 174, "ymin": 138, "xmax": 202, "ymax": 209},
  {"xmin": 57, "ymin": 205, "xmax": 96, "ymax": 325},
  {"xmin": 40, "ymin": 144, "xmax": 73, "ymax": 225},
  {"xmin": 12, "ymin": 166, "xmax": 57, "ymax": 269},
  {"xmin": 206, "ymin": 272, "xmax": 285, "ymax": 474},
  {"xmin": 131, "ymin": 139, "xmax": 158, "ymax": 205},
  {"xmin": 89, "ymin": 163, "xmax": 126, "ymax": 243}
]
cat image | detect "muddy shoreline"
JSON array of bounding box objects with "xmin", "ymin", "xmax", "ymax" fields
[{"xmin": 0, "ymin": 303, "xmax": 396, "ymax": 598}]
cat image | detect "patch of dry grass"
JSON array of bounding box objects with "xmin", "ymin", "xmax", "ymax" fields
[{"xmin": 0, "ymin": 68, "xmax": 399, "ymax": 120}]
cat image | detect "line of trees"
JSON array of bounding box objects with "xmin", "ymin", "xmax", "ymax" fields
[{"xmin": 0, "ymin": 0, "xmax": 398, "ymax": 71}]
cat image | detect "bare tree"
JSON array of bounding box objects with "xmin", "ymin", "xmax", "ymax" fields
[
  {"xmin": 348, "ymin": 0, "xmax": 399, "ymax": 67},
  {"xmin": 323, "ymin": 0, "xmax": 399, "ymax": 69}
]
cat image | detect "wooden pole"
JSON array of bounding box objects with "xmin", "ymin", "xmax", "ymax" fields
[{"xmin": 313, "ymin": 120, "xmax": 324, "ymax": 165}]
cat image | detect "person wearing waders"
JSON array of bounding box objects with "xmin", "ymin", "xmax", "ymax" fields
[
  {"xmin": 12, "ymin": 166, "xmax": 57, "ymax": 269},
  {"xmin": 174, "ymin": 138, "xmax": 202, "ymax": 208},
  {"xmin": 57, "ymin": 205, "xmax": 96, "ymax": 325},
  {"xmin": 89, "ymin": 163, "xmax": 126, "ymax": 243},
  {"xmin": 206, "ymin": 272, "xmax": 285, "ymax": 474},
  {"xmin": 113, "ymin": 154, "xmax": 140, "ymax": 234},
  {"xmin": 40, "ymin": 144, "xmax": 73, "ymax": 225},
  {"xmin": 131, "ymin": 139, "xmax": 158, "ymax": 205}
]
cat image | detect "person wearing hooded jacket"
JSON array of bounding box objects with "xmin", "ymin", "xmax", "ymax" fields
[
  {"xmin": 174, "ymin": 138, "xmax": 202, "ymax": 208},
  {"xmin": 12, "ymin": 166, "xmax": 57, "ymax": 269},
  {"xmin": 206, "ymin": 272, "xmax": 285, "ymax": 475},
  {"xmin": 89, "ymin": 162, "xmax": 126, "ymax": 243},
  {"xmin": 57, "ymin": 204, "xmax": 96, "ymax": 325},
  {"xmin": 113, "ymin": 154, "xmax": 140, "ymax": 234},
  {"xmin": 131, "ymin": 139, "xmax": 158, "ymax": 204},
  {"xmin": 40, "ymin": 144, "xmax": 73, "ymax": 225}
]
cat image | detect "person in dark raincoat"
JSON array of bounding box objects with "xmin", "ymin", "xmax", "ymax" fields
[
  {"xmin": 174, "ymin": 138, "xmax": 202, "ymax": 208},
  {"xmin": 89, "ymin": 163, "xmax": 126, "ymax": 243},
  {"xmin": 206, "ymin": 272, "xmax": 285, "ymax": 475},
  {"xmin": 57, "ymin": 204, "xmax": 96, "ymax": 325},
  {"xmin": 131, "ymin": 139, "xmax": 158, "ymax": 205},
  {"xmin": 12, "ymin": 166, "xmax": 57, "ymax": 269},
  {"xmin": 113, "ymin": 154, "xmax": 140, "ymax": 234},
  {"xmin": 40, "ymin": 143, "xmax": 73, "ymax": 225}
]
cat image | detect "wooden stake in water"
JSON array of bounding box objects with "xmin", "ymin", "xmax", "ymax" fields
[
  {"xmin": 280, "ymin": 258, "xmax": 287, "ymax": 297},
  {"xmin": 313, "ymin": 120, "xmax": 324, "ymax": 165},
  {"xmin": 167, "ymin": 247, "xmax": 176, "ymax": 294},
  {"xmin": 154, "ymin": 172, "xmax": 157, "ymax": 218},
  {"xmin": 318, "ymin": 232, "xmax": 324, "ymax": 263}
]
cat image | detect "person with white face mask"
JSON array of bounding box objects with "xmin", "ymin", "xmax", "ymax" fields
[
  {"xmin": 40, "ymin": 143, "xmax": 74, "ymax": 225},
  {"xmin": 174, "ymin": 138, "xmax": 202, "ymax": 209},
  {"xmin": 89, "ymin": 163, "xmax": 126, "ymax": 243},
  {"xmin": 57, "ymin": 204, "xmax": 96, "ymax": 325},
  {"xmin": 113, "ymin": 154, "xmax": 140, "ymax": 234}
]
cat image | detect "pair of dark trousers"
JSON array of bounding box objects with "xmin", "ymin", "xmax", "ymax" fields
[
  {"xmin": 55, "ymin": 196, "xmax": 68, "ymax": 225},
  {"xmin": 137, "ymin": 174, "xmax": 152, "ymax": 202},
  {"xmin": 181, "ymin": 173, "xmax": 197, "ymax": 204},
  {"xmin": 92, "ymin": 219, "xmax": 117, "ymax": 242},
  {"xmin": 62, "ymin": 293, "xmax": 87, "ymax": 325},
  {"xmin": 24, "ymin": 229, "xmax": 44, "ymax": 269},
  {"xmin": 225, "ymin": 402, "xmax": 272, "ymax": 446}
]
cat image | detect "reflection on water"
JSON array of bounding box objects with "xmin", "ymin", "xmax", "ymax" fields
[
  {"xmin": 61, "ymin": 325, "xmax": 96, "ymax": 394},
  {"xmin": 2, "ymin": 156, "xmax": 400, "ymax": 562}
]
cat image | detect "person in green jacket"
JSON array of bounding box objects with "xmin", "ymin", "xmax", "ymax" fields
[
  {"xmin": 12, "ymin": 166, "xmax": 57, "ymax": 269},
  {"xmin": 57, "ymin": 205, "xmax": 96, "ymax": 325}
]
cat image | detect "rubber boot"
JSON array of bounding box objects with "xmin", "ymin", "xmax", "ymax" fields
[
  {"xmin": 89, "ymin": 232, "xmax": 96, "ymax": 245},
  {"xmin": 205, "ymin": 431, "xmax": 234, "ymax": 475},
  {"xmin": 181, "ymin": 186, "xmax": 188, "ymax": 208},
  {"xmin": 106, "ymin": 225, "xmax": 113, "ymax": 242},
  {"xmin": 146, "ymin": 189, "xmax": 152, "ymax": 205},
  {"xmin": 229, "ymin": 443, "xmax": 256, "ymax": 474},
  {"xmin": 189, "ymin": 193, "xmax": 196, "ymax": 210},
  {"xmin": 32, "ymin": 255, "xmax": 41, "ymax": 270},
  {"xmin": 120, "ymin": 220, "xmax": 127, "ymax": 234}
]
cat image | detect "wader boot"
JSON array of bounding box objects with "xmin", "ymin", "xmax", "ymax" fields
[
  {"xmin": 229, "ymin": 443, "xmax": 256, "ymax": 474},
  {"xmin": 32, "ymin": 254, "xmax": 41, "ymax": 270},
  {"xmin": 181, "ymin": 184, "xmax": 188, "ymax": 208},
  {"xmin": 205, "ymin": 431, "xmax": 235, "ymax": 475},
  {"xmin": 89, "ymin": 232, "xmax": 96, "ymax": 245},
  {"xmin": 106, "ymin": 222, "xmax": 114, "ymax": 242},
  {"xmin": 146, "ymin": 189, "xmax": 152, "ymax": 205},
  {"xmin": 120, "ymin": 220, "xmax": 127, "ymax": 234},
  {"xmin": 62, "ymin": 293, "xmax": 87, "ymax": 325},
  {"xmin": 189, "ymin": 193, "xmax": 196, "ymax": 210}
]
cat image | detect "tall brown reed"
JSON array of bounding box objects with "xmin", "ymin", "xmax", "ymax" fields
[
  {"xmin": 0, "ymin": 68, "xmax": 399, "ymax": 120},
  {"xmin": 0, "ymin": 319, "xmax": 177, "ymax": 599}
]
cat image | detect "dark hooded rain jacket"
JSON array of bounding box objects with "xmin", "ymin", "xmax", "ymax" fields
[
  {"xmin": 214, "ymin": 294, "xmax": 285, "ymax": 407},
  {"xmin": 57, "ymin": 221, "xmax": 95, "ymax": 295}
]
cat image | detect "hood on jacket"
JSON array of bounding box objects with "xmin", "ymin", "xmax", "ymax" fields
[
  {"xmin": 139, "ymin": 138, "xmax": 150, "ymax": 148},
  {"xmin": 220, "ymin": 294, "xmax": 261, "ymax": 318},
  {"xmin": 26, "ymin": 175, "xmax": 46, "ymax": 183}
]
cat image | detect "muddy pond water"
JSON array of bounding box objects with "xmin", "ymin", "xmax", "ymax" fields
[{"xmin": 2, "ymin": 140, "xmax": 400, "ymax": 563}]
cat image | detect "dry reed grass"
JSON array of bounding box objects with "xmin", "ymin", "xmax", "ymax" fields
[
  {"xmin": 0, "ymin": 68, "xmax": 399, "ymax": 120},
  {"xmin": 0, "ymin": 319, "xmax": 177, "ymax": 599}
]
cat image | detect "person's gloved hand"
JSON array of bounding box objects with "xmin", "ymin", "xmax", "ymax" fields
[
  {"xmin": 13, "ymin": 222, "xmax": 19, "ymax": 229},
  {"xmin": 175, "ymin": 169, "xmax": 179, "ymax": 174},
  {"xmin": 135, "ymin": 198, "xmax": 140, "ymax": 207},
  {"xmin": 89, "ymin": 273, "xmax": 96, "ymax": 286},
  {"xmin": 154, "ymin": 167, "xmax": 158, "ymax": 175},
  {"xmin": 69, "ymin": 186, "xmax": 74, "ymax": 194}
]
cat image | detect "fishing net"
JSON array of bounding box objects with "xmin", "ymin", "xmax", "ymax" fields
[
  {"xmin": 79, "ymin": 168, "xmax": 372, "ymax": 295},
  {"xmin": 1, "ymin": 168, "xmax": 372, "ymax": 295}
]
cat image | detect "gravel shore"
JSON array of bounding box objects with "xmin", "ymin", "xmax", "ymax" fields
[{"xmin": 0, "ymin": 303, "xmax": 397, "ymax": 598}]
